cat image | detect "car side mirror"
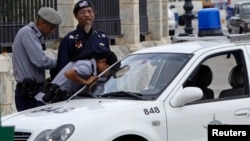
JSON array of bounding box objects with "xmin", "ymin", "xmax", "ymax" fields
[{"xmin": 170, "ymin": 87, "xmax": 203, "ymax": 107}]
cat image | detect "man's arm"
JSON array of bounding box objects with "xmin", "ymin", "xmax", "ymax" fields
[
  {"xmin": 64, "ymin": 69, "xmax": 97, "ymax": 85},
  {"xmin": 22, "ymin": 29, "xmax": 56, "ymax": 69}
]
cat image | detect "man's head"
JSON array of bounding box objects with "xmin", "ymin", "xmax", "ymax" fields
[
  {"xmin": 73, "ymin": 0, "xmax": 95, "ymax": 33},
  {"xmin": 37, "ymin": 7, "xmax": 62, "ymax": 36},
  {"xmin": 95, "ymin": 51, "xmax": 118, "ymax": 74}
]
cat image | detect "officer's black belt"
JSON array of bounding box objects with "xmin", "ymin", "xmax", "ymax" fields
[{"xmin": 16, "ymin": 78, "xmax": 44, "ymax": 98}]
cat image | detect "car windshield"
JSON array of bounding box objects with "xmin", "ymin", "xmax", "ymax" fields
[
  {"xmin": 78, "ymin": 53, "xmax": 192, "ymax": 100},
  {"xmin": 241, "ymin": 3, "xmax": 250, "ymax": 16}
]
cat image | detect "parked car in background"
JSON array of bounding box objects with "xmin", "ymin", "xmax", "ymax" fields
[
  {"xmin": 168, "ymin": 8, "xmax": 176, "ymax": 36},
  {"xmin": 228, "ymin": 1, "xmax": 250, "ymax": 34},
  {"xmin": 226, "ymin": 4, "xmax": 234, "ymax": 32}
]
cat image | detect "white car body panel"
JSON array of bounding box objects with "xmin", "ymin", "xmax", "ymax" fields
[
  {"xmin": 3, "ymin": 35, "xmax": 250, "ymax": 141},
  {"xmin": 3, "ymin": 99, "xmax": 167, "ymax": 141}
]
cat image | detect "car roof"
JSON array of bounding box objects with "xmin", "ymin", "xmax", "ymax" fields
[
  {"xmin": 132, "ymin": 40, "xmax": 232, "ymax": 54},
  {"xmin": 235, "ymin": 1, "xmax": 250, "ymax": 5},
  {"xmin": 132, "ymin": 34, "xmax": 250, "ymax": 55}
]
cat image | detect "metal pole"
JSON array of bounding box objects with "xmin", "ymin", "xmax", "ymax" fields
[{"xmin": 179, "ymin": 0, "xmax": 194, "ymax": 36}]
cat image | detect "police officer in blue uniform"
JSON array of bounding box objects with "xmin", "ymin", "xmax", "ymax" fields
[
  {"xmin": 12, "ymin": 7, "xmax": 62, "ymax": 111},
  {"xmin": 50, "ymin": 0, "xmax": 110, "ymax": 79},
  {"xmin": 35, "ymin": 51, "xmax": 118, "ymax": 104}
]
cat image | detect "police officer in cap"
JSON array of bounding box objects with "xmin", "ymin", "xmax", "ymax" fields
[
  {"xmin": 50, "ymin": 0, "xmax": 110, "ymax": 79},
  {"xmin": 12, "ymin": 7, "xmax": 62, "ymax": 111}
]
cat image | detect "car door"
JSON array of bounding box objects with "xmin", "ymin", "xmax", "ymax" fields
[{"xmin": 165, "ymin": 47, "xmax": 250, "ymax": 141}]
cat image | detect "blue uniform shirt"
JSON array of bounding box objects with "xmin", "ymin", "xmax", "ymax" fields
[
  {"xmin": 35, "ymin": 58, "xmax": 97, "ymax": 102},
  {"xmin": 51, "ymin": 25, "xmax": 110, "ymax": 78},
  {"xmin": 13, "ymin": 22, "xmax": 56, "ymax": 83},
  {"xmin": 52, "ymin": 58, "xmax": 97, "ymax": 94}
]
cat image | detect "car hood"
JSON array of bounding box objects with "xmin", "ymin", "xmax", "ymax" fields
[
  {"xmin": 241, "ymin": 18, "xmax": 250, "ymax": 23},
  {"xmin": 230, "ymin": 16, "xmax": 250, "ymax": 22},
  {"xmin": 234, "ymin": 15, "xmax": 250, "ymax": 22},
  {"xmin": 2, "ymin": 99, "xmax": 149, "ymax": 128}
]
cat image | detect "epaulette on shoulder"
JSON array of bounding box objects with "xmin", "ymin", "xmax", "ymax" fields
[
  {"xmin": 95, "ymin": 30, "xmax": 106, "ymax": 35},
  {"xmin": 94, "ymin": 30, "xmax": 108, "ymax": 38},
  {"xmin": 65, "ymin": 29, "xmax": 80, "ymax": 39}
]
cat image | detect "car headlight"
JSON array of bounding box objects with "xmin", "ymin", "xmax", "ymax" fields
[
  {"xmin": 34, "ymin": 124, "xmax": 75, "ymax": 141},
  {"xmin": 247, "ymin": 23, "xmax": 250, "ymax": 28}
]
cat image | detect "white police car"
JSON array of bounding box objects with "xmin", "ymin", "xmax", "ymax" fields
[
  {"xmin": 2, "ymin": 9, "xmax": 250, "ymax": 141},
  {"xmin": 3, "ymin": 33, "xmax": 250, "ymax": 141}
]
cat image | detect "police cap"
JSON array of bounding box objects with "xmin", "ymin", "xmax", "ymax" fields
[
  {"xmin": 38, "ymin": 7, "xmax": 62, "ymax": 25},
  {"xmin": 73, "ymin": 0, "xmax": 95, "ymax": 16}
]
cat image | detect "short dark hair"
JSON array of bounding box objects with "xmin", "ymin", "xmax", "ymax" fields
[{"xmin": 95, "ymin": 51, "xmax": 118, "ymax": 66}]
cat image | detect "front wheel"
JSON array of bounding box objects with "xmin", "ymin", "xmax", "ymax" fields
[
  {"xmin": 113, "ymin": 135, "xmax": 147, "ymax": 141},
  {"xmin": 239, "ymin": 27, "xmax": 244, "ymax": 34},
  {"xmin": 169, "ymin": 30, "xmax": 175, "ymax": 36}
]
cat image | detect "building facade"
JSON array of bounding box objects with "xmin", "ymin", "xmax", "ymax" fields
[{"xmin": 0, "ymin": 0, "xmax": 172, "ymax": 115}]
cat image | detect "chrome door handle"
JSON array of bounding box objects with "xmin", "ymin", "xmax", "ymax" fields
[{"xmin": 235, "ymin": 109, "xmax": 250, "ymax": 119}]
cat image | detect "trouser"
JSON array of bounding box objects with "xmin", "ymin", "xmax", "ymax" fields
[
  {"xmin": 41, "ymin": 83, "xmax": 60, "ymax": 103},
  {"xmin": 15, "ymin": 80, "xmax": 45, "ymax": 112},
  {"xmin": 15, "ymin": 87, "xmax": 45, "ymax": 112},
  {"xmin": 41, "ymin": 83, "xmax": 70, "ymax": 103},
  {"xmin": 50, "ymin": 89, "xmax": 70, "ymax": 103}
]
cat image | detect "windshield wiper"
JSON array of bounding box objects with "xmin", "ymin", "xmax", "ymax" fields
[{"xmin": 99, "ymin": 91, "xmax": 143, "ymax": 100}]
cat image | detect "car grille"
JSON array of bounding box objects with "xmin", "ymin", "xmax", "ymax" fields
[{"xmin": 14, "ymin": 131, "xmax": 31, "ymax": 141}]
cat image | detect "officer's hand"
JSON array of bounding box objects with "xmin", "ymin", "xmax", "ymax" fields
[
  {"xmin": 86, "ymin": 76, "xmax": 98, "ymax": 85},
  {"xmin": 46, "ymin": 77, "xmax": 52, "ymax": 83}
]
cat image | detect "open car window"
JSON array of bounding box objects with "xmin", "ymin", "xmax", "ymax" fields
[
  {"xmin": 184, "ymin": 50, "xmax": 249, "ymax": 104},
  {"xmin": 79, "ymin": 53, "xmax": 192, "ymax": 100}
]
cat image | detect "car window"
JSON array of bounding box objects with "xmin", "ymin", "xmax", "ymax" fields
[
  {"xmin": 234, "ymin": 5, "xmax": 240, "ymax": 15},
  {"xmin": 83, "ymin": 53, "xmax": 192, "ymax": 100},
  {"xmin": 241, "ymin": 3, "xmax": 250, "ymax": 15},
  {"xmin": 242, "ymin": 3, "xmax": 250, "ymax": 9},
  {"xmin": 184, "ymin": 50, "xmax": 249, "ymax": 103}
]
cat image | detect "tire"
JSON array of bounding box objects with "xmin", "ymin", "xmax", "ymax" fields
[
  {"xmin": 178, "ymin": 15, "xmax": 185, "ymax": 26},
  {"xmin": 113, "ymin": 135, "xmax": 147, "ymax": 141},
  {"xmin": 239, "ymin": 27, "xmax": 243, "ymax": 34},
  {"xmin": 169, "ymin": 30, "xmax": 175, "ymax": 36}
]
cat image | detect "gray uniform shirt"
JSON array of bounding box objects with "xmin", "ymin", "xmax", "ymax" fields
[
  {"xmin": 12, "ymin": 22, "xmax": 56, "ymax": 83},
  {"xmin": 51, "ymin": 58, "xmax": 97, "ymax": 95}
]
